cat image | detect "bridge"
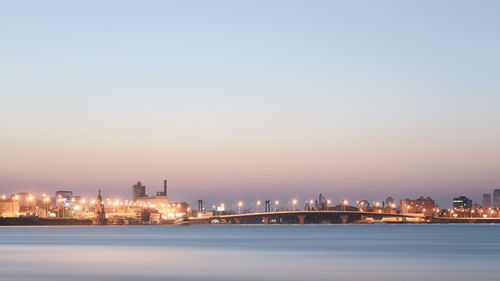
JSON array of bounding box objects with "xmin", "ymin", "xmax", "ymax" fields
[{"xmin": 208, "ymin": 210, "xmax": 420, "ymax": 224}]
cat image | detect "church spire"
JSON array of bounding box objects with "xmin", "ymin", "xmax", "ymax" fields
[{"xmin": 93, "ymin": 189, "xmax": 106, "ymax": 225}]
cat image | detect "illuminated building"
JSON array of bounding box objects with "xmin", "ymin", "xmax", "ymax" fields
[
  {"xmin": 453, "ymin": 196, "xmax": 473, "ymax": 209},
  {"xmin": 0, "ymin": 197, "xmax": 20, "ymax": 217},
  {"xmin": 483, "ymin": 194, "xmax": 491, "ymax": 209},
  {"xmin": 400, "ymin": 197, "xmax": 435, "ymax": 217},
  {"xmin": 10, "ymin": 193, "xmax": 36, "ymax": 214},
  {"xmin": 55, "ymin": 190, "xmax": 72, "ymax": 198},
  {"xmin": 494, "ymin": 189, "xmax": 500, "ymax": 208}
]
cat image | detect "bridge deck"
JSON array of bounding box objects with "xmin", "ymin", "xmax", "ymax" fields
[{"xmin": 213, "ymin": 210, "xmax": 418, "ymax": 219}]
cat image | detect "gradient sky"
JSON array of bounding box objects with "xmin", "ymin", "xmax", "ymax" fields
[{"xmin": 1, "ymin": 1, "xmax": 499, "ymax": 208}]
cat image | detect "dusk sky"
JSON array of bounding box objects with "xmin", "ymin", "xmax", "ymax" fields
[{"xmin": 1, "ymin": 1, "xmax": 499, "ymax": 208}]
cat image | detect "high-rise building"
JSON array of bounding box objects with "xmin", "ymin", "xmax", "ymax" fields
[
  {"xmin": 483, "ymin": 194, "xmax": 491, "ymax": 209},
  {"xmin": 494, "ymin": 189, "xmax": 500, "ymax": 208},
  {"xmin": 453, "ymin": 196, "xmax": 473, "ymax": 209},
  {"xmin": 400, "ymin": 196, "xmax": 435, "ymax": 217},
  {"xmin": 132, "ymin": 181, "xmax": 146, "ymax": 201}
]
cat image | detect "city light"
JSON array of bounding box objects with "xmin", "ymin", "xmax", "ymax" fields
[
  {"xmin": 0, "ymin": 188, "xmax": 498, "ymax": 224},
  {"xmin": 342, "ymin": 200, "xmax": 348, "ymax": 211}
]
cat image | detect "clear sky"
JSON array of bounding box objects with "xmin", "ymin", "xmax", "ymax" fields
[{"xmin": 1, "ymin": 1, "xmax": 499, "ymax": 208}]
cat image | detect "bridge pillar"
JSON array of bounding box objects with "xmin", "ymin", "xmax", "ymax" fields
[
  {"xmin": 298, "ymin": 215, "xmax": 305, "ymax": 224},
  {"xmin": 340, "ymin": 215, "xmax": 349, "ymax": 224},
  {"xmin": 262, "ymin": 217, "xmax": 270, "ymax": 224},
  {"xmin": 234, "ymin": 218, "xmax": 241, "ymax": 224}
]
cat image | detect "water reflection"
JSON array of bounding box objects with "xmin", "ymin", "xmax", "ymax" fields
[{"xmin": 0, "ymin": 225, "xmax": 499, "ymax": 281}]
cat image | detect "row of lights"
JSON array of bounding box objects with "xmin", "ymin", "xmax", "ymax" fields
[{"xmin": 233, "ymin": 199, "xmax": 350, "ymax": 213}]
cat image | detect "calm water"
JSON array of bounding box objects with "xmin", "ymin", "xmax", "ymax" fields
[{"xmin": 1, "ymin": 224, "xmax": 499, "ymax": 281}]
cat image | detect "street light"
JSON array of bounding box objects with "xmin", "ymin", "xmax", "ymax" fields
[
  {"xmin": 342, "ymin": 200, "xmax": 348, "ymax": 211},
  {"xmin": 309, "ymin": 199, "xmax": 314, "ymax": 211},
  {"xmin": 292, "ymin": 199, "xmax": 297, "ymax": 211},
  {"xmin": 238, "ymin": 201, "xmax": 243, "ymax": 214},
  {"xmin": 256, "ymin": 200, "xmax": 261, "ymax": 213},
  {"xmin": 275, "ymin": 200, "xmax": 279, "ymax": 212}
]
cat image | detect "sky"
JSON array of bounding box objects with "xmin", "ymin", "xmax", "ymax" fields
[{"xmin": 1, "ymin": 1, "xmax": 499, "ymax": 208}]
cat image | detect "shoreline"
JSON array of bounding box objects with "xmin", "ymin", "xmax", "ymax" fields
[{"xmin": 2, "ymin": 217, "xmax": 500, "ymax": 226}]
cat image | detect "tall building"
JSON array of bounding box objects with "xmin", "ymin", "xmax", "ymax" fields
[
  {"xmin": 453, "ymin": 196, "xmax": 473, "ymax": 209},
  {"xmin": 400, "ymin": 197, "xmax": 435, "ymax": 217},
  {"xmin": 132, "ymin": 181, "xmax": 146, "ymax": 201},
  {"xmin": 483, "ymin": 194, "xmax": 491, "ymax": 209},
  {"xmin": 494, "ymin": 189, "xmax": 500, "ymax": 208}
]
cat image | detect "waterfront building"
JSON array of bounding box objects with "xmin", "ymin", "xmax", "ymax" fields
[
  {"xmin": 135, "ymin": 196, "xmax": 169, "ymax": 209},
  {"xmin": 494, "ymin": 189, "xmax": 500, "ymax": 208},
  {"xmin": 10, "ymin": 193, "xmax": 37, "ymax": 214},
  {"xmin": 132, "ymin": 181, "xmax": 146, "ymax": 201},
  {"xmin": 55, "ymin": 190, "xmax": 72, "ymax": 198},
  {"xmin": 93, "ymin": 189, "xmax": 107, "ymax": 225},
  {"xmin": 0, "ymin": 198, "xmax": 20, "ymax": 217},
  {"xmin": 400, "ymin": 197, "xmax": 435, "ymax": 217},
  {"xmin": 483, "ymin": 194, "xmax": 491, "ymax": 209},
  {"xmin": 453, "ymin": 196, "xmax": 473, "ymax": 209}
]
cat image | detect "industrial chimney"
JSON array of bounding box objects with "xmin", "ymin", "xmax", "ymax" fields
[{"xmin": 164, "ymin": 179, "xmax": 167, "ymax": 196}]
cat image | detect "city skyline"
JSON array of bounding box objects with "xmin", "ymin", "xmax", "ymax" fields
[
  {"xmin": 2, "ymin": 2, "xmax": 500, "ymax": 281},
  {"xmin": 2, "ymin": 179, "xmax": 499, "ymax": 210},
  {"xmin": 1, "ymin": 1, "xmax": 500, "ymax": 207}
]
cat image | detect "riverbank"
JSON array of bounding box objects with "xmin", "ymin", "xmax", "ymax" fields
[{"xmin": 0, "ymin": 217, "xmax": 92, "ymax": 226}]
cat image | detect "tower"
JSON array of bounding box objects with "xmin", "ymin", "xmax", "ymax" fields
[
  {"xmin": 197, "ymin": 200, "xmax": 203, "ymax": 213},
  {"xmin": 132, "ymin": 181, "xmax": 146, "ymax": 201},
  {"xmin": 93, "ymin": 189, "xmax": 107, "ymax": 225}
]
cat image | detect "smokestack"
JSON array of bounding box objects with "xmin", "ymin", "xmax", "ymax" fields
[{"xmin": 164, "ymin": 179, "xmax": 167, "ymax": 196}]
